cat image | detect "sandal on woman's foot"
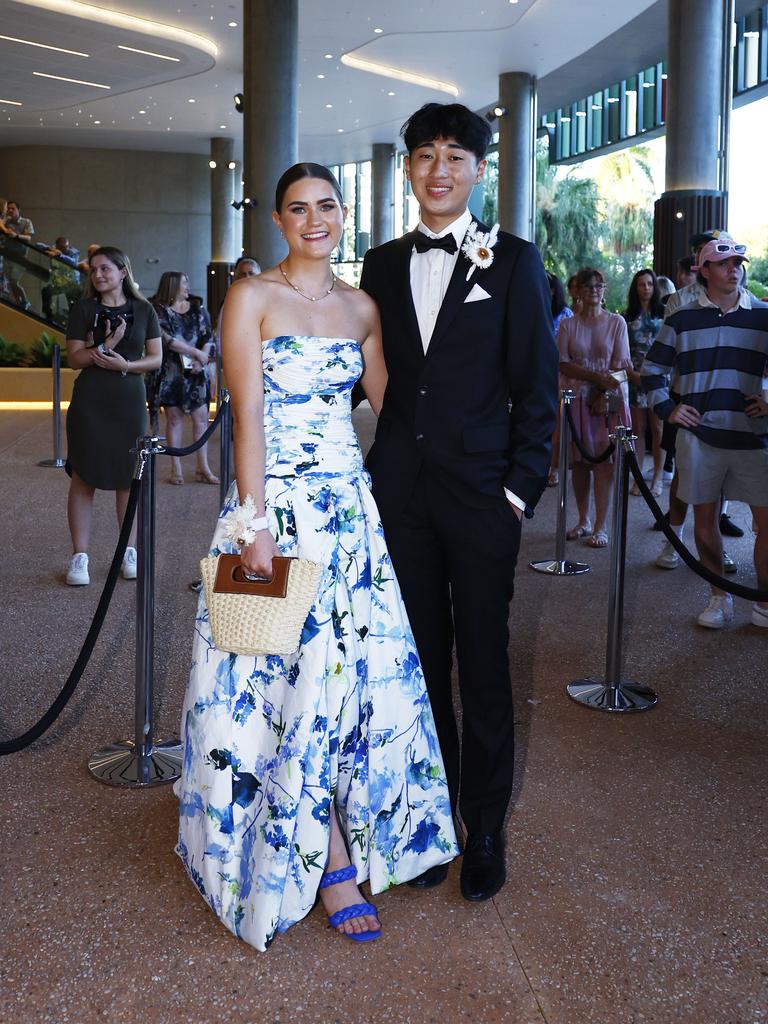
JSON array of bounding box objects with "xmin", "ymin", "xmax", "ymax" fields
[
  {"xmin": 629, "ymin": 482, "xmax": 641, "ymax": 497},
  {"xmin": 547, "ymin": 469, "xmax": 559, "ymax": 487},
  {"xmin": 319, "ymin": 865, "xmax": 381, "ymax": 943},
  {"xmin": 650, "ymin": 480, "xmax": 663, "ymax": 498},
  {"xmin": 566, "ymin": 522, "xmax": 592, "ymax": 540},
  {"xmin": 167, "ymin": 473, "xmax": 184, "ymax": 485},
  {"xmin": 194, "ymin": 470, "xmax": 220, "ymax": 485},
  {"xmin": 588, "ymin": 530, "xmax": 609, "ymax": 548}
]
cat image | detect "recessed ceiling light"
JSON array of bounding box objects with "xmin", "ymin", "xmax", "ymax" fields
[
  {"xmin": 325, "ymin": 103, "xmax": 333, "ymax": 108},
  {"xmin": 0, "ymin": 98, "xmax": 23, "ymax": 106},
  {"xmin": 337, "ymin": 127, "xmax": 344, "ymax": 132},
  {"xmin": 387, "ymin": 90, "xmax": 395, "ymax": 96},
  {"xmin": 188, "ymin": 98, "xmax": 196, "ymax": 103},
  {"xmin": 317, "ymin": 74, "xmax": 325, "ymax": 79},
  {"xmin": 340, "ymin": 54, "xmax": 458, "ymax": 96},
  {"xmin": 219, "ymin": 123, "xmax": 227, "ymax": 128},
  {"xmin": 118, "ymin": 44, "xmax": 180, "ymax": 62},
  {"xmin": 0, "ymin": 33, "xmax": 89, "ymax": 57},
  {"xmin": 373, "ymin": 27, "xmax": 383, "ymax": 33},
  {"xmin": 209, "ymin": 160, "xmax": 217, "ymax": 169},
  {"xmin": 228, "ymin": 21, "xmax": 237, "ymax": 27},
  {"xmin": 324, "ymin": 53, "xmax": 333, "ymax": 59},
  {"xmin": 93, "ymin": 120, "xmax": 101, "ymax": 124},
  {"xmin": 227, "ymin": 161, "xmax": 236, "ymax": 170},
  {"xmin": 33, "ymin": 71, "xmax": 110, "ymax": 89}
]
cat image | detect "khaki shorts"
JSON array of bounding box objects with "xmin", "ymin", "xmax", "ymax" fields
[{"xmin": 676, "ymin": 430, "xmax": 768, "ymax": 507}]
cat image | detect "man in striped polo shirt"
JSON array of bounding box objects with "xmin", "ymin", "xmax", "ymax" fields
[{"xmin": 642, "ymin": 236, "xmax": 768, "ymax": 629}]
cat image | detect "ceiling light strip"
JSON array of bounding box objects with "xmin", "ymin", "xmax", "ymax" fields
[
  {"xmin": 118, "ymin": 44, "xmax": 180, "ymax": 62},
  {"xmin": 340, "ymin": 53, "xmax": 459, "ymax": 96},
  {"xmin": 0, "ymin": 98, "xmax": 23, "ymax": 106},
  {"xmin": 32, "ymin": 71, "xmax": 110, "ymax": 89},
  {"xmin": 16, "ymin": 0, "xmax": 217, "ymax": 59},
  {"xmin": 0, "ymin": 33, "xmax": 89, "ymax": 56}
]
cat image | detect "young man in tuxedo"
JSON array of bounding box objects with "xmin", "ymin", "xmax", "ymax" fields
[{"xmin": 360, "ymin": 103, "xmax": 558, "ymax": 901}]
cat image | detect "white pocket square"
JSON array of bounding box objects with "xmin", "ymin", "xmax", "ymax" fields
[{"xmin": 464, "ymin": 283, "xmax": 491, "ymax": 303}]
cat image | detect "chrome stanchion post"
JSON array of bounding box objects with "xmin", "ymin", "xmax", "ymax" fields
[
  {"xmin": 218, "ymin": 388, "xmax": 232, "ymax": 508},
  {"xmin": 38, "ymin": 341, "xmax": 65, "ymax": 468},
  {"xmin": 530, "ymin": 389, "xmax": 590, "ymax": 576},
  {"xmin": 88, "ymin": 436, "xmax": 184, "ymax": 786},
  {"xmin": 567, "ymin": 426, "xmax": 658, "ymax": 713}
]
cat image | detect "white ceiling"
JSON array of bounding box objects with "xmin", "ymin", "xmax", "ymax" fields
[{"xmin": 0, "ymin": 0, "xmax": 735, "ymax": 164}]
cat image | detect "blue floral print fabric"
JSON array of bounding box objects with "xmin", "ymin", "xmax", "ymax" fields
[{"xmin": 175, "ymin": 336, "xmax": 458, "ymax": 951}]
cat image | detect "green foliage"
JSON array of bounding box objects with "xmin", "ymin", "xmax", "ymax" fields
[
  {"xmin": 749, "ymin": 279, "xmax": 768, "ymax": 299},
  {"xmin": 23, "ymin": 332, "xmax": 67, "ymax": 368},
  {"xmin": 0, "ymin": 335, "xmax": 25, "ymax": 367},
  {"xmin": 748, "ymin": 254, "xmax": 768, "ymax": 286}
]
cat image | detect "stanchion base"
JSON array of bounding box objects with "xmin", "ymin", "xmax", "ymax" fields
[
  {"xmin": 529, "ymin": 558, "xmax": 591, "ymax": 575},
  {"xmin": 567, "ymin": 678, "xmax": 658, "ymax": 713},
  {"xmin": 37, "ymin": 458, "xmax": 65, "ymax": 468},
  {"xmin": 88, "ymin": 738, "xmax": 183, "ymax": 787}
]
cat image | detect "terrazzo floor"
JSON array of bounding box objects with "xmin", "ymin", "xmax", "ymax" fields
[{"xmin": 1, "ymin": 407, "xmax": 765, "ymax": 1024}]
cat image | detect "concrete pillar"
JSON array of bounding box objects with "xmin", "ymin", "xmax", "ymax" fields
[
  {"xmin": 371, "ymin": 143, "xmax": 395, "ymax": 247},
  {"xmin": 653, "ymin": 0, "xmax": 732, "ymax": 278},
  {"xmin": 243, "ymin": 0, "xmax": 298, "ymax": 267},
  {"xmin": 497, "ymin": 72, "xmax": 536, "ymax": 240},
  {"xmin": 210, "ymin": 137, "xmax": 235, "ymax": 263}
]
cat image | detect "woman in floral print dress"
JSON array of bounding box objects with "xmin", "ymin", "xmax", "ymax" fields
[{"xmin": 175, "ymin": 163, "xmax": 458, "ymax": 951}]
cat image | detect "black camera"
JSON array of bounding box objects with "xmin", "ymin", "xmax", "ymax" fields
[{"xmin": 98, "ymin": 307, "xmax": 133, "ymax": 334}]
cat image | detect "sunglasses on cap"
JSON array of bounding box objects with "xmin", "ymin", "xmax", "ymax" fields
[{"xmin": 712, "ymin": 242, "xmax": 747, "ymax": 255}]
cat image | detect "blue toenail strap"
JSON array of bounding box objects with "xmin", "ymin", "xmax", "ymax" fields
[
  {"xmin": 328, "ymin": 902, "xmax": 378, "ymax": 928},
  {"xmin": 318, "ymin": 864, "xmax": 357, "ymax": 889}
]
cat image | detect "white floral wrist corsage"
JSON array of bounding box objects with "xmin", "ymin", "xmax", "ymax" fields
[
  {"xmin": 462, "ymin": 222, "xmax": 500, "ymax": 281},
  {"xmin": 225, "ymin": 493, "xmax": 269, "ymax": 546}
]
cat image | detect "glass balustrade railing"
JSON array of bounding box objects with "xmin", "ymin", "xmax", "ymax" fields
[{"xmin": 0, "ymin": 235, "xmax": 86, "ymax": 330}]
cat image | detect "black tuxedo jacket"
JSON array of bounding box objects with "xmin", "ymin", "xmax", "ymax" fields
[{"xmin": 360, "ymin": 221, "xmax": 559, "ymax": 520}]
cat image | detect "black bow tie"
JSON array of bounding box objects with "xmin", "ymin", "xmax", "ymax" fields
[{"xmin": 413, "ymin": 232, "xmax": 458, "ymax": 255}]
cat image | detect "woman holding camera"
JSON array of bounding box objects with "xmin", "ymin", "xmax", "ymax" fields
[
  {"xmin": 64, "ymin": 246, "xmax": 161, "ymax": 586},
  {"xmin": 151, "ymin": 271, "xmax": 217, "ymax": 486},
  {"xmin": 556, "ymin": 267, "xmax": 631, "ymax": 547}
]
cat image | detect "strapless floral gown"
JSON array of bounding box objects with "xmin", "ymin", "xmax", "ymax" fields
[{"xmin": 175, "ymin": 336, "xmax": 458, "ymax": 951}]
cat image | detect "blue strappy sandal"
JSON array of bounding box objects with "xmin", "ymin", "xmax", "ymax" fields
[{"xmin": 319, "ymin": 865, "xmax": 381, "ymax": 943}]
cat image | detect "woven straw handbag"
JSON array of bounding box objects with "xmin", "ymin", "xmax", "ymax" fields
[{"xmin": 200, "ymin": 553, "xmax": 323, "ymax": 656}]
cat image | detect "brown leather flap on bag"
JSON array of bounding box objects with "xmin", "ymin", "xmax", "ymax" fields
[{"xmin": 213, "ymin": 554, "xmax": 292, "ymax": 597}]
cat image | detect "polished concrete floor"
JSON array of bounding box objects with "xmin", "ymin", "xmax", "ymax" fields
[{"xmin": 1, "ymin": 407, "xmax": 766, "ymax": 1024}]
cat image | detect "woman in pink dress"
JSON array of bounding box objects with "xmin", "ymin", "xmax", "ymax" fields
[{"xmin": 556, "ymin": 267, "xmax": 632, "ymax": 547}]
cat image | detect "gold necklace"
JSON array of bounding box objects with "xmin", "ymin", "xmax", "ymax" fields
[{"xmin": 279, "ymin": 262, "xmax": 336, "ymax": 302}]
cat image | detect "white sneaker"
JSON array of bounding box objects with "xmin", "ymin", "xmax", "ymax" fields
[
  {"xmin": 66, "ymin": 552, "xmax": 90, "ymax": 586},
  {"xmin": 662, "ymin": 469, "xmax": 674, "ymax": 482},
  {"xmin": 121, "ymin": 546, "xmax": 137, "ymax": 580},
  {"xmin": 751, "ymin": 603, "xmax": 768, "ymax": 628},
  {"xmin": 655, "ymin": 541, "xmax": 679, "ymax": 569},
  {"xmin": 697, "ymin": 594, "xmax": 734, "ymax": 629}
]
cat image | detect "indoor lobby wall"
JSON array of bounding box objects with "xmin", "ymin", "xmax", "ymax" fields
[{"xmin": 0, "ymin": 146, "xmax": 210, "ymax": 298}]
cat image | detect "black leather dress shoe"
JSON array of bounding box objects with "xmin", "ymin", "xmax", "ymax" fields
[
  {"xmin": 460, "ymin": 832, "xmax": 506, "ymax": 902},
  {"xmin": 720, "ymin": 513, "xmax": 744, "ymax": 538},
  {"xmin": 406, "ymin": 862, "xmax": 449, "ymax": 889}
]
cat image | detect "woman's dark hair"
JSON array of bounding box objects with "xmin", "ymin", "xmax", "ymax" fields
[
  {"xmin": 624, "ymin": 268, "xmax": 663, "ymax": 321},
  {"xmin": 547, "ymin": 272, "xmax": 567, "ymax": 318},
  {"xmin": 151, "ymin": 270, "xmax": 186, "ymax": 307},
  {"xmin": 274, "ymin": 163, "xmax": 343, "ymax": 211},
  {"xmin": 84, "ymin": 246, "xmax": 143, "ymax": 301},
  {"xmin": 575, "ymin": 267, "xmax": 605, "ymax": 290},
  {"xmin": 401, "ymin": 103, "xmax": 492, "ymax": 160}
]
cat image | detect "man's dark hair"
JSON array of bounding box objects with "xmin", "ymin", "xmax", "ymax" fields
[
  {"xmin": 677, "ymin": 255, "xmax": 694, "ymax": 272},
  {"xmin": 401, "ymin": 103, "xmax": 491, "ymax": 160},
  {"xmin": 546, "ymin": 272, "xmax": 567, "ymax": 318},
  {"xmin": 689, "ymin": 230, "xmax": 716, "ymax": 251}
]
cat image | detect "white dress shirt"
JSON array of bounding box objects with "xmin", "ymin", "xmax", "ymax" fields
[{"xmin": 409, "ymin": 211, "xmax": 525, "ymax": 515}]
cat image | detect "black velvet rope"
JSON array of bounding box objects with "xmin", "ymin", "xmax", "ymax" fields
[
  {"xmin": 0, "ymin": 479, "xmax": 141, "ymax": 755},
  {"xmin": 627, "ymin": 451, "xmax": 768, "ymax": 602},
  {"xmin": 565, "ymin": 403, "xmax": 616, "ymax": 464},
  {"xmin": 161, "ymin": 397, "xmax": 227, "ymax": 457}
]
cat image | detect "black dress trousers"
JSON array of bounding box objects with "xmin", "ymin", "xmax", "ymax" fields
[{"xmin": 379, "ymin": 466, "xmax": 521, "ymax": 836}]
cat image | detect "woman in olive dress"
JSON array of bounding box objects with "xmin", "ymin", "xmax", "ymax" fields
[{"xmin": 64, "ymin": 247, "xmax": 161, "ymax": 586}]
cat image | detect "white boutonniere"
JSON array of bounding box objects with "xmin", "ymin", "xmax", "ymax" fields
[{"xmin": 461, "ymin": 222, "xmax": 500, "ymax": 281}]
